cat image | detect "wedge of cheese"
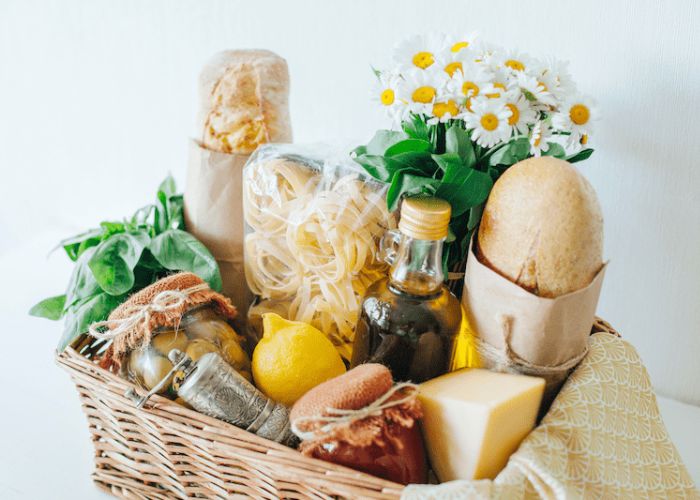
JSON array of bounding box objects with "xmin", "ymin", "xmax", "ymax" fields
[{"xmin": 418, "ymin": 368, "xmax": 544, "ymax": 482}]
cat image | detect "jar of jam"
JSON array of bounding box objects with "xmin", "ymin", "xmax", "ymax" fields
[{"xmin": 290, "ymin": 363, "xmax": 427, "ymax": 485}]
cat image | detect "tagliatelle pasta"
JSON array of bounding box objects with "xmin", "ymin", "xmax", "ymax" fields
[{"xmin": 243, "ymin": 145, "xmax": 394, "ymax": 360}]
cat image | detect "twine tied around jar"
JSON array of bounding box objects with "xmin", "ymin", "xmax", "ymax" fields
[
  {"xmin": 291, "ymin": 382, "xmax": 419, "ymax": 441},
  {"xmin": 89, "ymin": 284, "xmax": 210, "ymax": 341}
]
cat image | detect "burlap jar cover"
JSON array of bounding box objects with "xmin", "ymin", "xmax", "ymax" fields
[{"xmin": 93, "ymin": 272, "xmax": 237, "ymax": 371}]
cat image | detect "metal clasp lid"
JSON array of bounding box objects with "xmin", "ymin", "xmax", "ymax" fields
[{"xmin": 125, "ymin": 349, "xmax": 194, "ymax": 408}]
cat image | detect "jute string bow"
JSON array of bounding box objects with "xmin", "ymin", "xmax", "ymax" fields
[
  {"xmin": 89, "ymin": 284, "xmax": 210, "ymax": 341},
  {"xmin": 291, "ymin": 382, "xmax": 419, "ymax": 441}
]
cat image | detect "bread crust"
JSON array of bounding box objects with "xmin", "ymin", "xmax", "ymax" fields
[
  {"xmin": 477, "ymin": 157, "xmax": 603, "ymax": 298},
  {"xmin": 198, "ymin": 49, "xmax": 292, "ymax": 154}
]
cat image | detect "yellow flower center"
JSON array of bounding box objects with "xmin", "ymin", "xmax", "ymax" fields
[
  {"xmin": 412, "ymin": 51, "xmax": 434, "ymax": 69},
  {"xmin": 444, "ymin": 61, "xmax": 463, "ymax": 77},
  {"xmin": 465, "ymin": 97, "xmax": 474, "ymax": 112},
  {"xmin": 380, "ymin": 89, "xmax": 395, "ymax": 106},
  {"xmin": 433, "ymin": 100, "xmax": 459, "ymax": 118},
  {"xmin": 506, "ymin": 103, "xmax": 519, "ymax": 126},
  {"xmin": 412, "ymin": 86, "xmax": 436, "ymax": 104},
  {"xmin": 538, "ymin": 81, "xmax": 548, "ymax": 91},
  {"xmin": 494, "ymin": 82, "xmax": 506, "ymax": 90},
  {"xmin": 505, "ymin": 59, "xmax": 525, "ymax": 71},
  {"xmin": 580, "ymin": 134, "xmax": 588, "ymax": 145},
  {"xmin": 451, "ymin": 41, "xmax": 469, "ymax": 52},
  {"xmin": 462, "ymin": 81, "xmax": 479, "ymax": 97},
  {"xmin": 480, "ymin": 113, "xmax": 499, "ymax": 131},
  {"xmin": 485, "ymin": 82, "xmax": 506, "ymax": 99},
  {"xmin": 570, "ymin": 104, "xmax": 590, "ymax": 125},
  {"xmin": 533, "ymin": 135, "xmax": 542, "ymax": 147}
]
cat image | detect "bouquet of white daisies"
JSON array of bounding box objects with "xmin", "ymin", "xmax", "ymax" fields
[{"xmin": 353, "ymin": 33, "xmax": 597, "ymax": 274}]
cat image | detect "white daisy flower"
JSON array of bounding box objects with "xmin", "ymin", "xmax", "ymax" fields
[
  {"xmin": 372, "ymin": 71, "xmax": 403, "ymax": 115},
  {"xmin": 463, "ymin": 97, "xmax": 512, "ymax": 148},
  {"xmin": 399, "ymin": 68, "xmax": 448, "ymax": 117},
  {"xmin": 428, "ymin": 99, "xmax": 461, "ymax": 124},
  {"xmin": 448, "ymin": 61, "xmax": 493, "ymax": 108},
  {"xmin": 503, "ymin": 91, "xmax": 537, "ymax": 135},
  {"xmin": 529, "ymin": 121, "xmax": 552, "ymax": 156},
  {"xmin": 516, "ymin": 72, "xmax": 556, "ymax": 106},
  {"xmin": 492, "ymin": 50, "xmax": 535, "ymax": 75},
  {"xmin": 552, "ymin": 94, "xmax": 598, "ymax": 145},
  {"xmin": 447, "ymin": 32, "xmax": 480, "ymax": 54},
  {"xmin": 540, "ymin": 57, "xmax": 577, "ymax": 100},
  {"xmin": 482, "ymin": 66, "xmax": 513, "ymax": 100},
  {"xmin": 393, "ymin": 33, "xmax": 448, "ymax": 72}
]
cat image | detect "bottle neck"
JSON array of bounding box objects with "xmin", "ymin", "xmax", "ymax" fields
[{"xmin": 389, "ymin": 236, "xmax": 445, "ymax": 295}]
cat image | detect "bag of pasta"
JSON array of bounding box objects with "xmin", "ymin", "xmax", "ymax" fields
[{"xmin": 243, "ymin": 144, "xmax": 395, "ymax": 361}]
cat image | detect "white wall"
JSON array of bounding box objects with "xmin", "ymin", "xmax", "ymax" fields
[{"xmin": 1, "ymin": 0, "xmax": 699, "ymax": 404}]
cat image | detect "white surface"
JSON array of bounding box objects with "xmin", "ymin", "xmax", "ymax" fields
[
  {"xmin": 0, "ymin": 1, "xmax": 699, "ymax": 498},
  {"xmin": 0, "ymin": 230, "xmax": 698, "ymax": 497}
]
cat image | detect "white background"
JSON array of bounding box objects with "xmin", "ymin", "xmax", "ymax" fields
[{"xmin": 1, "ymin": 0, "xmax": 699, "ymax": 498}]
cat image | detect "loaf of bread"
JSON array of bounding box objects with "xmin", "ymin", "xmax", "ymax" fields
[
  {"xmin": 198, "ymin": 49, "xmax": 292, "ymax": 154},
  {"xmin": 477, "ymin": 157, "xmax": 603, "ymax": 298}
]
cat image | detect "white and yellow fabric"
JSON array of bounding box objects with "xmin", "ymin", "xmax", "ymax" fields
[{"xmin": 403, "ymin": 333, "xmax": 699, "ymax": 499}]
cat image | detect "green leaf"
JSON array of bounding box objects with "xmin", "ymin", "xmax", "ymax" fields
[
  {"xmin": 436, "ymin": 168, "xmax": 493, "ymax": 217},
  {"xmin": 88, "ymin": 231, "xmax": 150, "ymax": 295},
  {"xmin": 386, "ymin": 171, "xmax": 437, "ymax": 212},
  {"xmin": 432, "ymin": 153, "xmax": 463, "ymax": 175},
  {"xmin": 567, "ymin": 148, "xmax": 594, "ymax": 164},
  {"xmin": 60, "ymin": 228, "xmax": 104, "ymax": 261},
  {"xmin": 402, "ymin": 114, "xmax": 430, "ymax": 141},
  {"xmin": 29, "ymin": 295, "xmax": 66, "ymax": 320},
  {"xmin": 488, "ymin": 138, "xmax": 531, "ymax": 167},
  {"xmin": 58, "ymin": 293, "xmax": 125, "ymax": 352},
  {"xmin": 354, "ymin": 154, "xmax": 403, "ymax": 183},
  {"xmin": 391, "ymin": 151, "xmax": 438, "ymax": 175},
  {"xmin": 64, "ymin": 247, "xmax": 102, "ymax": 308},
  {"xmin": 130, "ymin": 204, "xmax": 154, "ymax": 226},
  {"xmin": 467, "ymin": 203, "xmax": 485, "ymax": 231},
  {"xmin": 385, "ymin": 139, "xmax": 433, "ymax": 157},
  {"xmin": 149, "ymin": 229, "xmax": 222, "ymax": 292},
  {"xmin": 167, "ymin": 194, "xmax": 185, "ymax": 230},
  {"xmin": 365, "ymin": 130, "xmax": 408, "ymax": 155},
  {"xmin": 445, "ymin": 125, "xmax": 476, "ymax": 168},
  {"xmin": 159, "ymin": 174, "xmax": 177, "ymax": 197},
  {"xmin": 544, "ymin": 143, "xmax": 566, "ymax": 159}
]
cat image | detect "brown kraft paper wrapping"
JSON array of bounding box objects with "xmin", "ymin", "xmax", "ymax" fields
[
  {"xmin": 461, "ymin": 240, "xmax": 607, "ymax": 411},
  {"xmin": 184, "ymin": 139, "xmax": 251, "ymax": 330}
]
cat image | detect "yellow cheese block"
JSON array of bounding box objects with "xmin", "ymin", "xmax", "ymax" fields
[{"xmin": 418, "ymin": 368, "xmax": 544, "ymax": 482}]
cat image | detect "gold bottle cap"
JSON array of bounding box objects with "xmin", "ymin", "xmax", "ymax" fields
[{"xmin": 398, "ymin": 196, "xmax": 451, "ymax": 240}]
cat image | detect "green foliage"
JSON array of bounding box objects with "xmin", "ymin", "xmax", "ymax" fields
[
  {"xmin": 352, "ymin": 115, "xmax": 595, "ymax": 272},
  {"xmin": 30, "ymin": 175, "xmax": 222, "ymax": 352}
]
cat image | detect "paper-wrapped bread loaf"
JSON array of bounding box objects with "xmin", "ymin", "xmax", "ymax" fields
[
  {"xmin": 198, "ymin": 49, "xmax": 292, "ymax": 154},
  {"xmin": 477, "ymin": 157, "xmax": 603, "ymax": 298}
]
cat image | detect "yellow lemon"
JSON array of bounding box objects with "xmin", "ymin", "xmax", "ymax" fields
[{"xmin": 252, "ymin": 313, "xmax": 346, "ymax": 406}]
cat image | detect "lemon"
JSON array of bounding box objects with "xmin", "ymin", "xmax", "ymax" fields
[{"xmin": 252, "ymin": 313, "xmax": 346, "ymax": 406}]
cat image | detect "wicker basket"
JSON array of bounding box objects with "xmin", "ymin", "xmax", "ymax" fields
[{"xmin": 56, "ymin": 319, "xmax": 619, "ymax": 499}]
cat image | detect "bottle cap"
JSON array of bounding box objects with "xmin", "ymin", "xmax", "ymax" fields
[{"xmin": 398, "ymin": 196, "xmax": 451, "ymax": 240}]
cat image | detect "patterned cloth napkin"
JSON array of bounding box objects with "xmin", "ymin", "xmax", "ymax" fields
[{"xmin": 403, "ymin": 333, "xmax": 699, "ymax": 499}]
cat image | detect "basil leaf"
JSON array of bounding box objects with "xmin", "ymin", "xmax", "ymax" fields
[
  {"xmin": 365, "ymin": 130, "xmax": 408, "ymax": 155},
  {"xmin": 387, "ymin": 171, "xmax": 437, "ymax": 212},
  {"xmin": 402, "ymin": 114, "xmax": 430, "ymax": 141},
  {"xmin": 391, "ymin": 151, "xmax": 438, "ymax": 175},
  {"xmin": 432, "ymin": 153, "xmax": 463, "ymax": 175},
  {"xmin": 445, "ymin": 125, "xmax": 476, "ymax": 168},
  {"xmin": 89, "ymin": 231, "xmax": 151, "ymax": 295},
  {"xmin": 467, "ymin": 203, "xmax": 484, "ymax": 231},
  {"xmin": 58, "ymin": 292, "xmax": 125, "ymax": 352},
  {"xmin": 60, "ymin": 227, "xmax": 104, "ymax": 262},
  {"xmin": 436, "ymin": 168, "xmax": 493, "ymax": 217},
  {"xmin": 167, "ymin": 194, "xmax": 185, "ymax": 230},
  {"xmin": 385, "ymin": 139, "xmax": 432, "ymax": 157},
  {"xmin": 29, "ymin": 295, "xmax": 66, "ymax": 320},
  {"xmin": 65, "ymin": 247, "xmax": 102, "ymax": 308},
  {"xmin": 544, "ymin": 143, "xmax": 566, "ymax": 159},
  {"xmin": 488, "ymin": 138, "xmax": 531, "ymax": 167},
  {"xmin": 159, "ymin": 174, "xmax": 177, "ymax": 197},
  {"xmin": 149, "ymin": 229, "xmax": 222, "ymax": 292},
  {"xmin": 567, "ymin": 148, "xmax": 594, "ymax": 163},
  {"xmin": 354, "ymin": 154, "xmax": 403, "ymax": 183}
]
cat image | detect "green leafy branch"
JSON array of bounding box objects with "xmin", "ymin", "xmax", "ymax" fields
[
  {"xmin": 29, "ymin": 176, "xmax": 222, "ymax": 351},
  {"xmin": 352, "ymin": 115, "xmax": 594, "ymax": 273}
]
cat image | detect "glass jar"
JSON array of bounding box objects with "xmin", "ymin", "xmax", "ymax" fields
[{"xmin": 126, "ymin": 304, "xmax": 251, "ymax": 399}]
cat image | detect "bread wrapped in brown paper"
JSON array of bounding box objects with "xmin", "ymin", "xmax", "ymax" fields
[{"xmin": 185, "ymin": 49, "xmax": 292, "ymax": 329}]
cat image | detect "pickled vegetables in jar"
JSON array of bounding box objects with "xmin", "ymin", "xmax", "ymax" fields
[{"xmin": 126, "ymin": 304, "xmax": 251, "ymax": 399}]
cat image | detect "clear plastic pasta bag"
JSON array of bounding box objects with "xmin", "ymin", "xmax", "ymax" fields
[{"xmin": 242, "ymin": 144, "xmax": 395, "ymax": 361}]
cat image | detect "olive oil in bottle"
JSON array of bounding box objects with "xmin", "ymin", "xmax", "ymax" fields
[{"xmin": 351, "ymin": 196, "xmax": 465, "ymax": 382}]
